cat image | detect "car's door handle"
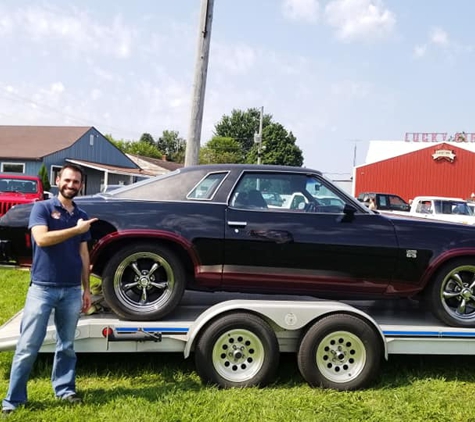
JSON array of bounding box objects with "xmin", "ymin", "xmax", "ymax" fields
[{"xmin": 227, "ymin": 220, "xmax": 247, "ymax": 228}]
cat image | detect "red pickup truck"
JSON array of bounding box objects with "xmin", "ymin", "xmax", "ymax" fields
[{"xmin": 0, "ymin": 174, "xmax": 46, "ymax": 217}]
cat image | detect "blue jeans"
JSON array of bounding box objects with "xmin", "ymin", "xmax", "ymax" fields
[{"xmin": 2, "ymin": 284, "xmax": 82, "ymax": 410}]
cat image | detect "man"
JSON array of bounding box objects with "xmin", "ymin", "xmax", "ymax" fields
[{"xmin": 2, "ymin": 164, "xmax": 97, "ymax": 415}]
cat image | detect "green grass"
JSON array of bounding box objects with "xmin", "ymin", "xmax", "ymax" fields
[{"xmin": 2, "ymin": 267, "xmax": 475, "ymax": 421}]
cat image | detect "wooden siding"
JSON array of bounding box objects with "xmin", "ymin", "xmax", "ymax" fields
[
  {"xmin": 45, "ymin": 128, "xmax": 137, "ymax": 169},
  {"xmin": 355, "ymin": 143, "xmax": 475, "ymax": 201}
]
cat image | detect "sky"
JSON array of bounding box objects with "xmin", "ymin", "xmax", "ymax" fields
[{"xmin": 1, "ymin": 0, "xmax": 475, "ymax": 179}]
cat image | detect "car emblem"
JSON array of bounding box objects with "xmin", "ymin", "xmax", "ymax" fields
[{"xmin": 406, "ymin": 250, "xmax": 417, "ymax": 258}]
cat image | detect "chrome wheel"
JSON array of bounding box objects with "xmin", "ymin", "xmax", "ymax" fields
[
  {"xmin": 103, "ymin": 243, "xmax": 185, "ymax": 320},
  {"xmin": 439, "ymin": 264, "xmax": 475, "ymax": 323},
  {"xmin": 113, "ymin": 251, "xmax": 175, "ymax": 313}
]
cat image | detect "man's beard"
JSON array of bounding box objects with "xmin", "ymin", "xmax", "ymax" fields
[{"xmin": 60, "ymin": 186, "xmax": 79, "ymax": 199}]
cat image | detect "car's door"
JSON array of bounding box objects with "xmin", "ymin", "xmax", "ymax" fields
[{"xmin": 223, "ymin": 171, "xmax": 399, "ymax": 296}]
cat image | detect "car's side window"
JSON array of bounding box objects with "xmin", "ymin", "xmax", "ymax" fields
[
  {"xmin": 188, "ymin": 172, "xmax": 228, "ymax": 200},
  {"xmin": 230, "ymin": 172, "xmax": 346, "ymax": 213}
]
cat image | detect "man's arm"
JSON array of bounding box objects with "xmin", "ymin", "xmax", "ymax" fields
[
  {"xmin": 31, "ymin": 218, "xmax": 98, "ymax": 247},
  {"xmin": 79, "ymin": 241, "xmax": 92, "ymax": 312}
]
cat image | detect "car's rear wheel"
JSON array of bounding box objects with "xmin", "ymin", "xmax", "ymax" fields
[
  {"xmin": 297, "ymin": 314, "xmax": 382, "ymax": 391},
  {"xmin": 195, "ymin": 313, "xmax": 279, "ymax": 388},
  {"xmin": 428, "ymin": 259, "xmax": 475, "ymax": 327},
  {"xmin": 102, "ymin": 243, "xmax": 186, "ymax": 321}
]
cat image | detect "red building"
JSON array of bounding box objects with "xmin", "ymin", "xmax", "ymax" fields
[{"xmin": 354, "ymin": 138, "xmax": 475, "ymax": 202}]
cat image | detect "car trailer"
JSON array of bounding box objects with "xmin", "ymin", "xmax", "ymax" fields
[{"xmin": 1, "ymin": 295, "xmax": 475, "ymax": 391}]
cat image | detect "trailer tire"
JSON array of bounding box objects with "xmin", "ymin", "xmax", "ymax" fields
[
  {"xmin": 297, "ymin": 314, "xmax": 381, "ymax": 391},
  {"xmin": 102, "ymin": 243, "xmax": 186, "ymax": 321},
  {"xmin": 195, "ymin": 312, "xmax": 279, "ymax": 388}
]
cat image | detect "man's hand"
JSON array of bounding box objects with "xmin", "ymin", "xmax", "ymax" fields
[
  {"xmin": 81, "ymin": 289, "xmax": 92, "ymax": 313},
  {"xmin": 76, "ymin": 218, "xmax": 98, "ymax": 234}
]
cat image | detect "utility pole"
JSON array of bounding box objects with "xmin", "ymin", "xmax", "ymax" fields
[
  {"xmin": 185, "ymin": 0, "xmax": 215, "ymax": 167},
  {"xmin": 254, "ymin": 106, "xmax": 264, "ymax": 165}
]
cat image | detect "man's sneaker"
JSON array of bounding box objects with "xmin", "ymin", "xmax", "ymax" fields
[
  {"xmin": 62, "ymin": 394, "xmax": 82, "ymax": 404},
  {"xmin": 2, "ymin": 408, "xmax": 14, "ymax": 418}
]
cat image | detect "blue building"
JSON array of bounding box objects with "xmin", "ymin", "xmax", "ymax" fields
[{"xmin": 0, "ymin": 125, "xmax": 156, "ymax": 194}]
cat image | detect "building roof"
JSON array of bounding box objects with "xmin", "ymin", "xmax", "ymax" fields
[
  {"xmin": 66, "ymin": 159, "xmax": 157, "ymax": 177},
  {"xmin": 0, "ymin": 125, "xmax": 92, "ymax": 159},
  {"xmin": 126, "ymin": 154, "xmax": 183, "ymax": 174},
  {"xmin": 362, "ymin": 140, "xmax": 475, "ymax": 166}
]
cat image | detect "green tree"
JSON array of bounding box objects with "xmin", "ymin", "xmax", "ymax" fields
[
  {"xmin": 247, "ymin": 124, "xmax": 303, "ymax": 166},
  {"xmin": 38, "ymin": 163, "xmax": 51, "ymax": 191},
  {"xmin": 139, "ymin": 133, "xmax": 155, "ymax": 146},
  {"xmin": 199, "ymin": 136, "xmax": 243, "ymax": 164},
  {"xmin": 105, "ymin": 134, "xmax": 161, "ymax": 158},
  {"xmin": 213, "ymin": 108, "xmax": 303, "ymax": 166},
  {"xmin": 156, "ymin": 130, "xmax": 186, "ymax": 163},
  {"xmin": 214, "ymin": 108, "xmax": 273, "ymax": 152}
]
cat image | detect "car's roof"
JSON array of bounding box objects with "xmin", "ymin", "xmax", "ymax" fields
[
  {"xmin": 0, "ymin": 174, "xmax": 40, "ymax": 180},
  {"xmin": 413, "ymin": 196, "xmax": 465, "ymax": 201},
  {"xmin": 178, "ymin": 163, "xmax": 322, "ymax": 175}
]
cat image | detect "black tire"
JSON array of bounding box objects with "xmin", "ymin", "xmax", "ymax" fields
[
  {"xmin": 297, "ymin": 314, "xmax": 382, "ymax": 391},
  {"xmin": 102, "ymin": 242, "xmax": 186, "ymax": 321},
  {"xmin": 195, "ymin": 313, "xmax": 279, "ymax": 388},
  {"xmin": 428, "ymin": 259, "xmax": 475, "ymax": 327}
]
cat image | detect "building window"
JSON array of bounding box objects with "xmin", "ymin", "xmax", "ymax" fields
[
  {"xmin": 1, "ymin": 163, "xmax": 25, "ymax": 173},
  {"xmin": 50, "ymin": 165, "xmax": 62, "ymax": 186},
  {"xmin": 90, "ymin": 134, "xmax": 95, "ymax": 146}
]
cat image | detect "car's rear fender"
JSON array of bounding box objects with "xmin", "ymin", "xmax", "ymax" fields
[
  {"xmin": 419, "ymin": 248, "xmax": 475, "ymax": 289},
  {"xmin": 90, "ymin": 229, "xmax": 199, "ymax": 279}
]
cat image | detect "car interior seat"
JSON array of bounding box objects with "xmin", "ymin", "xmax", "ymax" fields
[{"xmin": 247, "ymin": 189, "xmax": 268, "ymax": 208}]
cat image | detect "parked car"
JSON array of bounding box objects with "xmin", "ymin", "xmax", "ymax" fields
[
  {"xmin": 357, "ymin": 192, "xmax": 410, "ymax": 211},
  {"xmin": 2, "ymin": 164, "xmax": 475, "ymax": 327},
  {"xmin": 0, "ymin": 174, "xmax": 46, "ymax": 217}
]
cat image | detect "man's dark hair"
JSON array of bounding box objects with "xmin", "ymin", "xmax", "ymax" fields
[{"xmin": 58, "ymin": 164, "xmax": 84, "ymax": 182}]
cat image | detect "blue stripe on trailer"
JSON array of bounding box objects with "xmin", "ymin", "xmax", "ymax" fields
[{"xmin": 383, "ymin": 330, "xmax": 475, "ymax": 338}]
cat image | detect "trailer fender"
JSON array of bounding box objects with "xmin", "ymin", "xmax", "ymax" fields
[{"xmin": 183, "ymin": 299, "xmax": 387, "ymax": 359}]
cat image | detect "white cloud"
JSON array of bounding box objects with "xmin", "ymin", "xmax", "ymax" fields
[
  {"xmin": 330, "ymin": 79, "xmax": 371, "ymax": 98},
  {"xmin": 91, "ymin": 89, "xmax": 102, "ymax": 101},
  {"xmin": 324, "ymin": 0, "xmax": 396, "ymax": 42},
  {"xmin": 282, "ymin": 0, "xmax": 320, "ymax": 23},
  {"xmin": 213, "ymin": 43, "xmax": 257, "ymax": 75},
  {"xmin": 4, "ymin": 5, "xmax": 135, "ymax": 59},
  {"xmin": 51, "ymin": 82, "xmax": 65, "ymax": 94},
  {"xmin": 413, "ymin": 44, "xmax": 427, "ymax": 58},
  {"xmin": 430, "ymin": 27, "xmax": 449, "ymax": 47}
]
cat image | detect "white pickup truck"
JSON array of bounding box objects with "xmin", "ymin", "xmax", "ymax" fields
[{"xmin": 391, "ymin": 196, "xmax": 475, "ymax": 225}]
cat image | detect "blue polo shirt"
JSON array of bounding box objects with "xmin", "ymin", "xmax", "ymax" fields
[{"xmin": 29, "ymin": 197, "xmax": 91, "ymax": 287}]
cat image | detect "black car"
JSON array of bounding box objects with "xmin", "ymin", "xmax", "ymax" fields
[{"xmin": 1, "ymin": 164, "xmax": 475, "ymax": 327}]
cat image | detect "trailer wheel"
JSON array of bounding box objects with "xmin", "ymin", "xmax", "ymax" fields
[
  {"xmin": 428, "ymin": 259, "xmax": 475, "ymax": 327},
  {"xmin": 297, "ymin": 314, "xmax": 381, "ymax": 391},
  {"xmin": 102, "ymin": 243, "xmax": 186, "ymax": 321},
  {"xmin": 195, "ymin": 313, "xmax": 279, "ymax": 388}
]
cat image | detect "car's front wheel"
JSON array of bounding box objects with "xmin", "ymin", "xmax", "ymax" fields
[
  {"xmin": 428, "ymin": 259, "xmax": 475, "ymax": 327},
  {"xmin": 102, "ymin": 243, "xmax": 186, "ymax": 321}
]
